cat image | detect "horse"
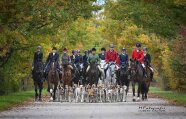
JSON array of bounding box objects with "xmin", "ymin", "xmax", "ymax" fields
[
  {"xmin": 61, "ymin": 64, "xmax": 73, "ymax": 101},
  {"xmin": 83, "ymin": 63, "xmax": 88, "ymax": 84},
  {"xmin": 118, "ymin": 63, "xmax": 130, "ymax": 102},
  {"xmin": 129, "ymin": 59, "xmax": 144, "ymax": 102},
  {"xmin": 99, "ymin": 60, "xmax": 107, "ymax": 84},
  {"xmin": 73, "ymin": 63, "xmax": 85, "ymax": 85},
  {"xmin": 141, "ymin": 62, "xmax": 152, "ymax": 100},
  {"xmin": 32, "ymin": 61, "xmax": 44, "ymax": 101},
  {"xmin": 105, "ymin": 62, "xmax": 117, "ymax": 86},
  {"xmin": 47, "ymin": 61, "xmax": 60, "ymax": 101},
  {"xmin": 86, "ymin": 62, "xmax": 100, "ymax": 86}
]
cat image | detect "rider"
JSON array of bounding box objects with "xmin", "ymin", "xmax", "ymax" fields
[
  {"xmin": 61, "ymin": 48, "xmax": 73, "ymax": 70},
  {"xmin": 70, "ymin": 50, "xmax": 76, "ymax": 64},
  {"xmin": 119, "ymin": 48, "xmax": 129, "ymax": 66},
  {"xmin": 99, "ymin": 47, "xmax": 106, "ymax": 60},
  {"xmin": 74, "ymin": 50, "xmax": 83, "ymax": 69},
  {"xmin": 45, "ymin": 47, "xmax": 61, "ymax": 76},
  {"xmin": 131, "ymin": 43, "xmax": 146, "ymax": 77},
  {"xmin": 105, "ymin": 43, "xmax": 120, "ymax": 69},
  {"xmin": 32, "ymin": 46, "xmax": 43, "ymax": 70},
  {"xmin": 99, "ymin": 47, "xmax": 106, "ymax": 76},
  {"xmin": 88, "ymin": 49, "xmax": 92, "ymax": 56},
  {"xmin": 83, "ymin": 50, "xmax": 89, "ymax": 67},
  {"xmin": 86, "ymin": 48, "xmax": 105, "ymax": 80},
  {"xmin": 143, "ymin": 47, "xmax": 154, "ymax": 80}
]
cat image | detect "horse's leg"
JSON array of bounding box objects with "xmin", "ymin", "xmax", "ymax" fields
[
  {"xmin": 125, "ymin": 80, "xmax": 130, "ymax": 102},
  {"xmin": 137, "ymin": 81, "xmax": 141, "ymax": 101},
  {"xmin": 34, "ymin": 82, "xmax": 38, "ymax": 101},
  {"xmin": 104, "ymin": 89, "xmax": 106, "ymax": 102},
  {"xmin": 39, "ymin": 81, "xmax": 43, "ymax": 101},
  {"xmin": 145, "ymin": 83, "xmax": 150, "ymax": 100},
  {"xmin": 48, "ymin": 80, "xmax": 53, "ymax": 101},
  {"xmin": 132, "ymin": 81, "xmax": 136, "ymax": 102},
  {"xmin": 53, "ymin": 84, "xmax": 57, "ymax": 101}
]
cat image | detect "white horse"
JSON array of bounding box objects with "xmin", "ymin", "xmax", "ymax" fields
[{"xmin": 105, "ymin": 62, "xmax": 117, "ymax": 86}]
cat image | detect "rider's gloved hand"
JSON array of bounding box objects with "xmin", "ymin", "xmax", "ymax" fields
[
  {"xmin": 32, "ymin": 66, "xmax": 34, "ymax": 70},
  {"xmin": 116, "ymin": 65, "xmax": 120, "ymax": 70}
]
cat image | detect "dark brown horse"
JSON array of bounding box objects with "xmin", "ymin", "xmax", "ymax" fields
[
  {"xmin": 130, "ymin": 59, "xmax": 144, "ymax": 101},
  {"xmin": 48, "ymin": 61, "xmax": 60, "ymax": 101},
  {"xmin": 61, "ymin": 64, "xmax": 72, "ymax": 87},
  {"xmin": 118, "ymin": 63, "xmax": 130, "ymax": 102},
  {"xmin": 86, "ymin": 62, "xmax": 99, "ymax": 87},
  {"xmin": 32, "ymin": 61, "xmax": 44, "ymax": 101},
  {"xmin": 141, "ymin": 62, "xmax": 152, "ymax": 100},
  {"xmin": 60, "ymin": 64, "xmax": 73, "ymax": 102}
]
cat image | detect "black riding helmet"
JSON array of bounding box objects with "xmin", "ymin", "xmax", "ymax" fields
[
  {"xmin": 84, "ymin": 50, "xmax": 88, "ymax": 54},
  {"xmin": 52, "ymin": 47, "xmax": 57, "ymax": 50},
  {"xmin": 92, "ymin": 48, "xmax": 96, "ymax": 51},
  {"xmin": 143, "ymin": 47, "xmax": 148, "ymax": 51},
  {"xmin": 136, "ymin": 43, "xmax": 141, "ymax": 48},
  {"xmin": 101, "ymin": 47, "xmax": 106, "ymax": 51}
]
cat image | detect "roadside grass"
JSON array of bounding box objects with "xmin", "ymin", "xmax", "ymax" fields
[
  {"xmin": 0, "ymin": 89, "xmax": 48, "ymax": 111},
  {"xmin": 149, "ymin": 87, "xmax": 186, "ymax": 106}
]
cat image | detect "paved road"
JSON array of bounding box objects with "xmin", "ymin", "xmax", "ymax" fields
[{"xmin": 0, "ymin": 93, "xmax": 186, "ymax": 119}]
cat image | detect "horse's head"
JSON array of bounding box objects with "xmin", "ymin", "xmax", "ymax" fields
[
  {"xmin": 120, "ymin": 63, "xmax": 128, "ymax": 75},
  {"xmin": 79, "ymin": 63, "xmax": 84, "ymax": 72},
  {"xmin": 109, "ymin": 62, "xmax": 116, "ymax": 76},
  {"xmin": 130, "ymin": 59, "xmax": 137, "ymax": 76},
  {"xmin": 100, "ymin": 60, "xmax": 106, "ymax": 69},
  {"xmin": 120, "ymin": 63, "xmax": 127, "ymax": 70},
  {"xmin": 51, "ymin": 60, "xmax": 57, "ymax": 70},
  {"xmin": 75, "ymin": 63, "xmax": 83, "ymax": 72},
  {"xmin": 90, "ymin": 61, "xmax": 98, "ymax": 70}
]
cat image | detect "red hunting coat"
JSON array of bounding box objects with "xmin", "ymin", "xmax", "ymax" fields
[
  {"xmin": 106, "ymin": 50, "xmax": 119, "ymax": 65},
  {"xmin": 132, "ymin": 49, "xmax": 144, "ymax": 64}
]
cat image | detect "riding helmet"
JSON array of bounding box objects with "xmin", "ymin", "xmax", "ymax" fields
[
  {"xmin": 109, "ymin": 43, "xmax": 114, "ymax": 48},
  {"xmin": 77, "ymin": 50, "xmax": 80, "ymax": 53},
  {"xmin": 121, "ymin": 48, "xmax": 126, "ymax": 51},
  {"xmin": 52, "ymin": 47, "xmax": 57, "ymax": 50},
  {"xmin": 92, "ymin": 48, "xmax": 96, "ymax": 51},
  {"xmin": 143, "ymin": 47, "xmax": 148, "ymax": 51},
  {"xmin": 84, "ymin": 50, "xmax": 88, "ymax": 54},
  {"xmin": 72, "ymin": 50, "xmax": 75, "ymax": 54},
  {"xmin": 101, "ymin": 47, "xmax": 106, "ymax": 51},
  {"xmin": 63, "ymin": 48, "xmax": 67, "ymax": 51},
  {"xmin": 37, "ymin": 45, "xmax": 42, "ymax": 49},
  {"xmin": 136, "ymin": 43, "xmax": 141, "ymax": 48}
]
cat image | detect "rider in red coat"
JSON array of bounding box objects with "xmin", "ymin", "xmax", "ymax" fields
[
  {"xmin": 132, "ymin": 43, "xmax": 145, "ymax": 68},
  {"xmin": 131, "ymin": 43, "xmax": 147, "ymax": 78},
  {"xmin": 106, "ymin": 43, "xmax": 120, "ymax": 65}
]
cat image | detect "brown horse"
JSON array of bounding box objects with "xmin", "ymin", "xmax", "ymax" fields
[
  {"xmin": 32, "ymin": 61, "xmax": 44, "ymax": 101},
  {"xmin": 141, "ymin": 62, "xmax": 152, "ymax": 100},
  {"xmin": 48, "ymin": 61, "xmax": 60, "ymax": 101},
  {"xmin": 130, "ymin": 59, "xmax": 144, "ymax": 102},
  {"xmin": 61, "ymin": 64, "xmax": 73, "ymax": 101}
]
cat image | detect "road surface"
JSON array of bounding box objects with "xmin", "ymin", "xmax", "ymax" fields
[{"xmin": 0, "ymin": 93, "xmax": 186, "ymax": 119}]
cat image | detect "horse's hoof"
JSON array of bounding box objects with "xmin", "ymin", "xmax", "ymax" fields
[
  {"xmin": 38, "ymin": 99, "xmax": 42, "ymax": 102},
  {"xmin": 50, "ymin": 97, "xmax": 53, "ymax": 101},
  {"xmin": 137, "ymin": 97, "xmax": 140, "ymax": 102},
  {"xmin": 132, "ymin": 99, "xmax": 136, "ymax": 102}
]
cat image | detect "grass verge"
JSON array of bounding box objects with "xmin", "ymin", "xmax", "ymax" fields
[
  {"xmin": 149, "ymin": 87, "xmax": 186, "ymax": 106},
  {"xmin": 0, "ymin": 89, "xmax": 48, "ymax": 111}
]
